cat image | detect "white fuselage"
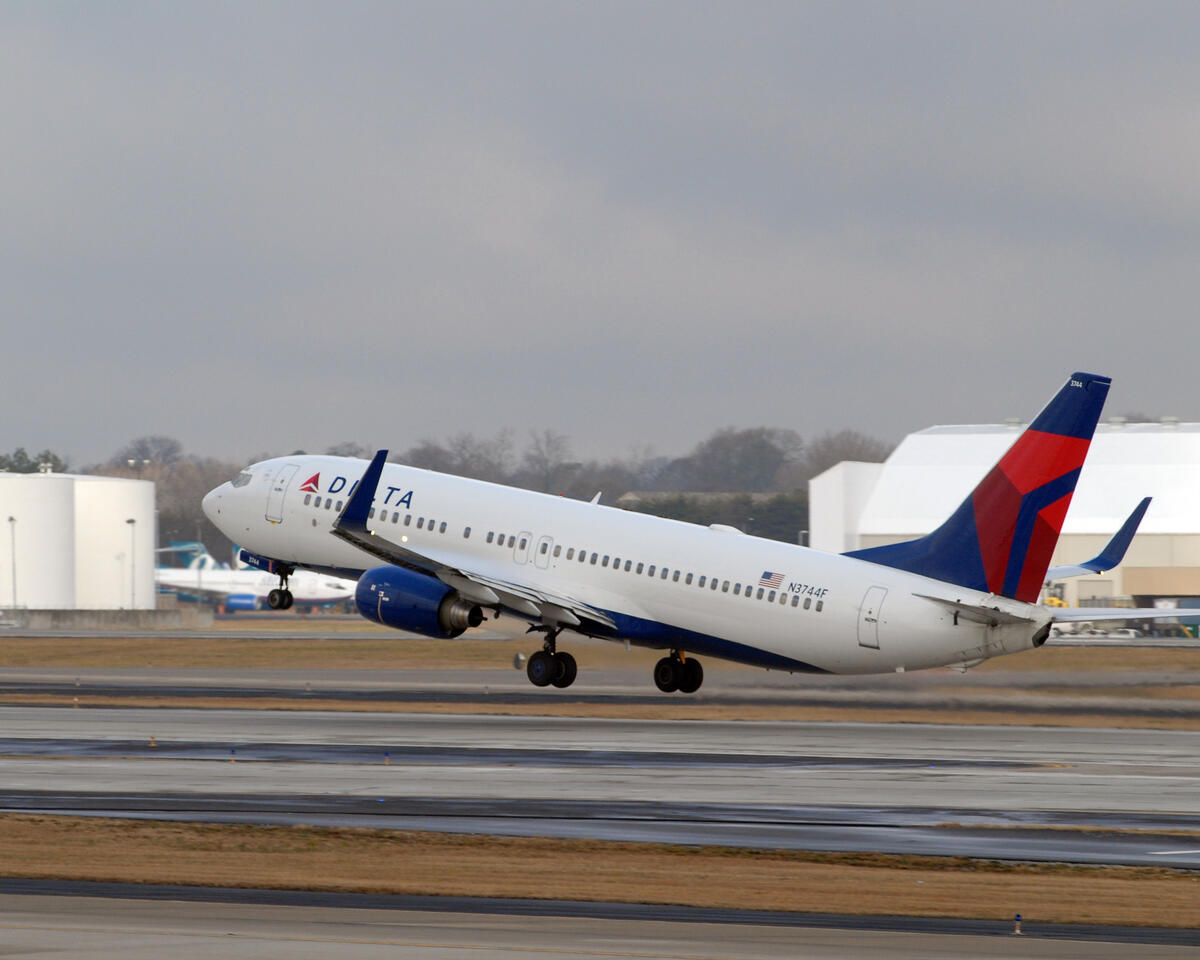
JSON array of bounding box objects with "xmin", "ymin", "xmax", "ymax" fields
[{"xmin": 203, "ymin": 456, "xmax": 1049, "ymax": 674}]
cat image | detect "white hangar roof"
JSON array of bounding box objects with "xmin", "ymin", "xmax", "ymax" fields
[{"xmin": 852, "ymin": 422, "xmax": 1200, "ymax": 539}]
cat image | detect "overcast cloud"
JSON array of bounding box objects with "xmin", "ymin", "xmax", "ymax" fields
[{"xmin": 2, "ymin": 1, "xmax": 1198, "ymax": 466}]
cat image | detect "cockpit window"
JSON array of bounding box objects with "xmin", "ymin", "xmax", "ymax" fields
[{"xmin": 231, "ymin": 471, "xmax": 253, "ymax": 488}]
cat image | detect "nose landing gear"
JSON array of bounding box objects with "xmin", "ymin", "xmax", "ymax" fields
[
  {"xmin": 654, "ymin": 650, "xmax": 703, "ymax": 694},
  {"xmin": 266, "ymin": 563, "xmax": 296, "ymax": 610}
]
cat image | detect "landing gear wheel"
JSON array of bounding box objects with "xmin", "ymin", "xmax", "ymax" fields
[
  {"xmin": 550, "ymin": 651, "xmax": 577, "ymax": 689},
  {"xmin": 281, "ymin": 589, "xmax": 294, "ymax": 610},
  {"xmin": 267, "ymin": 588, "xmax": 285, "ymax": 610},
  {"xmin": 678, "ymin": 658, "xmax": 703, "ymax": 694},
  {"xmin": 653, "ymin": 657, "xmax": 680, "ymax": 693},
  {"xmin": 527, "ymin": 650, "xmax": 556, "ymax": 687}
]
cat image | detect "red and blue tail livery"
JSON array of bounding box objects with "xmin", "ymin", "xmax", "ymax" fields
[{"xmin": 845, "ymin": 372, "xmax": 1111, "ymax": 602}]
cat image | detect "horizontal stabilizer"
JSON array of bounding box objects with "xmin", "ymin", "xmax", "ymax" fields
[
  {"xmin": 1044, "ymin": 497, "xmax": 1151, "ymax": 580},
  {"xmin": 1052, "ymin": 607, "xmax": 1185, "ymax": 624},
  {"xmin": 913, "ymin": 593, "xmax": 1041, "ymax": 627}
]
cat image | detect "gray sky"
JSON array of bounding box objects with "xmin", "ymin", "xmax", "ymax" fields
[{"xmin": 3, "ymin": 2, "xmax": 1198, "ymax": 467}]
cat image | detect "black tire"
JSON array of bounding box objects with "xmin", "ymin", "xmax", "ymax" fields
[
  {"xmin": 653, "ymin": 656, "xmax": 679, "ymax": 693},
  {"xmin": 267, "ymin": 588, "xmax": 285, "ymax": 610},
  {"xmin": 678, "ymin": 658, "xmax": 703, "ymax": 694},
  {"xmin": 281, "ymin": 590, "xmax": 294, "ymax": 610},
  {"xmin": 527, "ymin": 650, "xmax": 555, "ymax": 687},
  {"xmin": 551, "ymin": 651, "xmax": 578, "ymax": 689}
]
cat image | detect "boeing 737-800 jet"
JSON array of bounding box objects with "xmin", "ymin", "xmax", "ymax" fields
[{"xmin": 202, "ymin": 372, "xmax": 1169, "ymax": 693}]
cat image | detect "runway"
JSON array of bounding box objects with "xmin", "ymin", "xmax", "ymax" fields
[
  {"xmin": 3, "ymin": 707, "xmax": 1200, "ymax": 867},
  {"xmin": 5, "ymin": 886, "xmax": 1198, "ymax": 958}
]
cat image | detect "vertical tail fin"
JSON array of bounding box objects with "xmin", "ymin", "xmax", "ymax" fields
[{"xmin": 845, "ymin": 372, "xmax": 1111, "ymax": 602}]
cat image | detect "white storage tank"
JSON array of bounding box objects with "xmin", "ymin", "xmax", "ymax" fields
[
  {"xmin": 74, "ymin": 476, "xmax": 156, "ymax": 610},
  {"xmin": 0, "ymin": 474, "xmax": 77, "ymax": 609}
]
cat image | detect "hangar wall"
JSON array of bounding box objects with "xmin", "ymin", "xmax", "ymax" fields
[
  {"xmin": 810, "ymin": 422, "xmax": 1200, "ymax": 605},
  {"xmin": 0, "ymin": 473, "xmax": 156, "ymax": 610}
]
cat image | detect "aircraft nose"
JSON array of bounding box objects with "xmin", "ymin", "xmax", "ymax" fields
[{"xmin": 201, "ymin": 485, "xmax": 223, "ymax": 522}]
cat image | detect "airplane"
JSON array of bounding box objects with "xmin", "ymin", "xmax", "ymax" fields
[
  {"xmin": 155, "ymin": 551, "xmax": 356, "ymax": 611},
  {"xmin": 201, "ymin": 372, "xmax": 1178, "ymax": 692}
]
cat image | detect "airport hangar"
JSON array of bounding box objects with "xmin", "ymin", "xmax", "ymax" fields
[
  {"xmin": 810, "ymin": 419, "xmax": 1200, "ymax": 611},
  {"xmin": 0, "ymin": 472, "xmax": 156, "ymax": 610}
]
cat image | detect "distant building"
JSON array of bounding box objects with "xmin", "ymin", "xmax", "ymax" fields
[
  {"xmin": 810, "ymin": 421, "xmax": 1200, "ymax": 606},
  {"xmin": 0, "ymin": 473, "xmax": 156, "ymax": 610}
]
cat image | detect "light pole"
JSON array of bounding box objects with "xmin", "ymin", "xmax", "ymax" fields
[
  {"xmin": 6, "ymin": 516, "xmax": 14, "ymax": 611},
  {"xmin": 125, "ymin": 518, "xmax": 136, "ymax": 609}
]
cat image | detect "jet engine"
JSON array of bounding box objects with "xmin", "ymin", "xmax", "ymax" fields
[{"xmin": 356, "ymin": 565, "xmax": 484, "ymax": 638}]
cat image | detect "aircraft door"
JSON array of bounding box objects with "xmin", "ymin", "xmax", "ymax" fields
[
  {"xmin": 513, "ymin": 531, "xmax": 533, "ymax": 565},
  {"xmin": 534, "ymin": 535, "xmax": 554, "ymax": 570},
  {"xmin": 266, "ymin": 464, "xmax": 299, "ymax": 523},
  {"xmin": 857, "ymin": 585, "xmax": 887, "ymax": 649}
]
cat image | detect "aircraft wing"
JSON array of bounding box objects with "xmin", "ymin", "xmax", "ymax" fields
[
  {"xmin": 331, "ymin": 450, "xmax": 616, "ymax": 631},
  {"xmin": 1044, "ymin": 497, "xmax": 1151, "ymax": 581}
]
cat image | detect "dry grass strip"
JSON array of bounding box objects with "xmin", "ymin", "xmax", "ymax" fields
[
  {"xmin": 2, "ymin": 635, "xmax": 1199, "ymax": 673},
  {"xmin": 2, "ymin": 815, "xmax": 1199, "ymax": 928}
]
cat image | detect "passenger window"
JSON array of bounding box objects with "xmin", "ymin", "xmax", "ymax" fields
[
  {"xmin": 417, "ymin": 518, "xmax": 425, "ymax": 529},
  {"xmin": 463, "ymin": 526, "xmax": 471, "ymax": 538},
  {"xmin": 590, "ymin": 553, "xmax": 598, "ymax": 565},
  {"xmin": 697, "ymin": 576, "xmax": 706, "ymax": 588},
  {"xmin": 804, "ymin": 597, "xmax": 811, "ymax": 609},
  {"xmin": 567, "ymin": 548, "xmax": 575, "ymax": 560},
  {"xmin": 722, "ymin": 581, "xmax": 729, "ymax": 593},
  {"xmin": 779, "ymin": 592, "xmax": 787, "ymax": 604},
  {"xmin": 519, "ymin": 537, "xmax": 527, "ymax": 550},
  {"xmin": 791, "ymin": 594, "xmax": 799, "ymax": 607},
  {"xmin": 734, "ymin": 584, "xmax": 741, "ymax": 595},
  {"xmin": 816, "ymin": 600, "xmax": 824, "ymax": 612},
  {"xmin": 508, "ymin": 536, "xmax": 516, "ymax": 548},
  {"xmin": 647, "ymin": 565, "xmax": 654, "ymax": 576},
  {"xmin": 757, "ymin": 588, "xmax": 764, "ymax": 600},
  {"xmin": 661, "ymin": 567, "xmax": 668, "ymax": 579},
  {"xmin": 673, "ymin": 571, "xmax": 680, "ymax": 582},
  {"xmin": 602, "ymin": 555, "xmax": 610, "ymax": 567},
  {"xmin": 487, "ymin": 532, "xmax": 495, "ymax": 543},
  {"xmin": 325, "ymin": 499, "xmax": 332, "ymax": 509},
  {"xmin": 712, "ymin": 579, "xmax": 719, "ymax": 591},
  {"xmin": 624, "ymin": 560, "xmax": 632, "ymax": 572},
  {"xmin": 405, "ymin": 515, "xmax": 412, "ymax": 526},
  {"xmin": 553, "ymin": 545, "xmax": 561, "ymax": 558},
  {"xmin": 336, "ymin": 501, "xmax": 343, "ymax": 511},
  {"xmin": 392, "ymin": 513, "xmax": 399, "ymax": 524},
  {"xmin": 685, "ymin": 573, "xmax": 693, "ymax": 585},
  {"xmin": 304, "ymin": 494, "xmax": 312, "ymax": 505},
  {"xmin": 369, "ymin": 508, "xmax": 375, "ymax": 519},
  {"xmin": 612, "ymin": 556, "xmax": 620, "ymax": 568},
  {"xmin": 540, "ymin": 542, "xmax": 549, "ymax": 554},
  {"xmin": 440, "ymin": 522, "xmax": 447, "ymax": 534},
  {"xmin": 579, "ymin": 551, "xmax": 587, "ymax": 562},
  {"xmin": 497, "ymin": 532, "xmax": 505, "ymax": 544}
]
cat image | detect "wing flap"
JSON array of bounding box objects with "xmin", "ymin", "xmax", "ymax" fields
[{"xmin": 913, "ymin": 593, "xmax": 1041, "ymax": 627}]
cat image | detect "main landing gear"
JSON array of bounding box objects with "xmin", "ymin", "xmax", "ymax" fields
[
  {"xmin": 266, "ymin": 563, "xmax": 296, "ymax": 610},
  {"xmin": 654, "ymin": 650, "xmax": 703, "ymax": 694},
  {"xmin": 525, "ymin": 629, "xmax": 577, "ymax": 689}
]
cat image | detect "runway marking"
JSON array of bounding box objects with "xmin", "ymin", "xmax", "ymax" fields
[
  {"xmin": 1149, "ymin": 849, "xmax": 1200, "ymax": 856},
  {"xmin": 0, "ymin": 923, "xmax": 712, "ymax": 958}
]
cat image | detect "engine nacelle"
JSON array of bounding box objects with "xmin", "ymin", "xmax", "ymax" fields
[
  {"xmin": 356, "ymin": 565, "xmax": 484, "ymax": 638},
  {"xmin": 224, "ymin": 593, "xmax": 260, "ymax": 612}
]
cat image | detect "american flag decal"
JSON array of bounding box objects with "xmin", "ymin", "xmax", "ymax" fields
[{"xmin": 759, "ymin": 571, "xmax": 784, "ymax": 589}]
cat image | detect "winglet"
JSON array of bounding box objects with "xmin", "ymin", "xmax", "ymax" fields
[
  {"xmin": 1045, "ymin": 496, "xmax": 1151, "ymax": 581},
  {"xmin": 336, "ymin": 449, "xmax": 389, "ymax": 534}
]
